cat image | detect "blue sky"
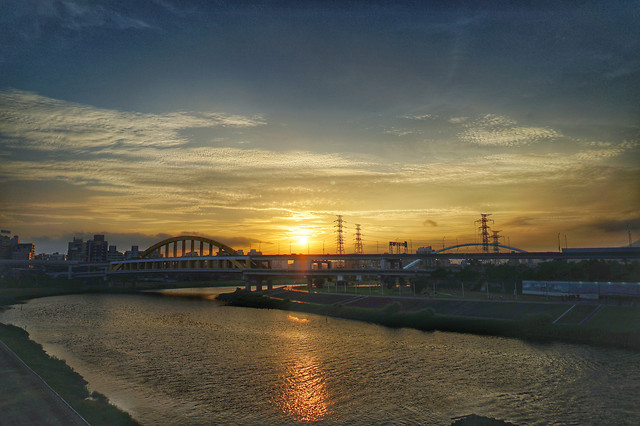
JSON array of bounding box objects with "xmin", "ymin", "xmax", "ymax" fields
[{"xmin": 1, "ymin": 0, "xmax": 639, "ymax": 253}]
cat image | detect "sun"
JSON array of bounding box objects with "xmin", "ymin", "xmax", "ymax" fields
[{"xmin": 297, "ymin": 235, "xmax": 308, "ymax": 246}]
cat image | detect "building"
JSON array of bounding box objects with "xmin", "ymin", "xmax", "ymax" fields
[
  {"xmin": 12, "ymin": 242, "xmax": 35, "ymax": 260},
  {"xmin": 67, "ymin": 237, "xmax": 87, "ymax": 261},
  {"xmin": 67, "ymin": 234, "xmax": 112, "ymax": 262},
  {"xmin": 107, "ymin": 245, "xmax": 124, "ymax": 262},
  {"xmin": 124, "ymin": 245, "xmax": 141, "ymax": 260},
  {"xmin": 0, "ymin": 234, "xmax": 35, "ymax": 260},
  {"xmin": 86, "ymin": 234, "xmax": 108, "ymax": 262}
]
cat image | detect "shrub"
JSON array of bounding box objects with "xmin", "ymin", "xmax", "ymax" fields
[{"xmin": 382, "ymin": 301, "xmax": 402, "ymax": 315}]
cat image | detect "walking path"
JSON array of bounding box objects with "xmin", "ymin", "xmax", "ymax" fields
[{"xmin": 0, "ymin": 338, "xmax": 88, "ymax": 426}]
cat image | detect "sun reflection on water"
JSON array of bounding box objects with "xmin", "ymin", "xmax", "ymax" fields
[
  {"xmin": 275, "ymin": 355, "xmax": 330, "ymax": 422},
  {"xmin": 287, "ymin": 314, "xmax": 310, "ymax": 323}
]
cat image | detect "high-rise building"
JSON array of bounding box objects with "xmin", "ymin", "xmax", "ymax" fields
[
  {"xmin": 67, "ymin": 237, "xmax": 87, "ymax": 261},
  {"xmin": 87, "ymin": 234, "xmax": 108, "ymax": 262}
]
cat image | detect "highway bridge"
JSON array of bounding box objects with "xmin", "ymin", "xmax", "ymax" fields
[{"xmin": 3, "ymin": 236, "xmax": 638, "ymax": 287}]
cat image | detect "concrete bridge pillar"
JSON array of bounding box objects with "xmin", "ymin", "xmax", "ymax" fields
[
  {"xmin": 245, "ymin": 281, "xmax": 252, "ymax": 291},
  {"xmin": 256, "ymin": 278, "xmax": 263, "ymax": 292},
  {"xmin": 307, "ymin": 277, "xmax": 313, "ymax": 293},
  {"xmin": 267, "ymin": 280, "xmax": 273, "ymax": 291}
]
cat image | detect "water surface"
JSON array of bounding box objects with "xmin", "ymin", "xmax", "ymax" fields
[{"xmin": 1, "ymin": 288, "xmax": 638, "ymax": 424}]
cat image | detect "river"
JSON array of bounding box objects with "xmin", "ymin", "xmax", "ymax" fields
[{"xmin": 1, "ymin": 287, "xmax": 639, "ymax": 424}]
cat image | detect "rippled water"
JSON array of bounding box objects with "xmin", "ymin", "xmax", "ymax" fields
[{"xmin": 1, "ymin": 288, "xmax": 639, "ymax": 425}]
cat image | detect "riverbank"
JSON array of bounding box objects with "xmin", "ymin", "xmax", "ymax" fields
[
  {"xmin": 0, "ymin": 323, "xmax": 138, "ymax": 425},
  {"xmin": 0, "ymin": 280, "xmax": 248, "ymax": 424},
  {"xmin": 216, "ymin": 288, "xmax": 640, "ymax": 351},
  {"xmin": 0, "ymin": 279, "xmax": 245, "ymax": 309}
]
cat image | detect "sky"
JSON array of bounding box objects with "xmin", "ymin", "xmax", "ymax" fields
[{"xmin": 1, "ymin": 0, "xmax": 639, "ymax": 254}]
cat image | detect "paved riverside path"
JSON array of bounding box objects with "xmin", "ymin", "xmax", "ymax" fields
[{"xmin": 0, "ymin": 339, "xmax": 88, "ymax": 426}]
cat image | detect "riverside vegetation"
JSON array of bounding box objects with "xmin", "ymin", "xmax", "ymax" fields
[
  {"xmin": 0, "ymin": 323, "xmax": 138, "ymax": 425},
  {"xmin": 216, "ymin": 288, "xmax": 640, "ymax": 351},
  {"xmin": 0, "ymin": 274, "xmax": 244, "ymax": 425}
]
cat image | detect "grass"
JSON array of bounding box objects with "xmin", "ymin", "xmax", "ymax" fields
[
  {"xmin": 0, "ymin": 323, "xmax": 138, "ymax": 425},
  {"xmin": 218, "ymin": 288, "xmax": 640, "ymax": 351}
]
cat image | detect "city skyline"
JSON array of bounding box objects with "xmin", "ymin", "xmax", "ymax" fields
[{"xmin": 1, "ymin": 1, "xmax": 639, "ymax": 254}]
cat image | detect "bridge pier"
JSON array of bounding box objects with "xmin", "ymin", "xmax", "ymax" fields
[
  {"xmin": 256, "ymin": 278, "xmax": 263, "ymax": 292},
  {"xmin": 307, "ymin": 277, "xmax": 313, "ymax": 293},
  {"xmin": 267, "ymin": 280, "xmax": 273, "ymax": 291}
]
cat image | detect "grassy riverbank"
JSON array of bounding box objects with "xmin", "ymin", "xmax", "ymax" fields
[
  {"xmin": 0, "ymin": 279, "xmax": 250, "ymax": 423},
  {"xmin": 217, "ymin": 289, "xmax": 640, "ymax": 351},
  {"xmin": 0, "ymin": 278, "xmax": 245, "ymax": 308},
  {"xmin": 0, "ymin": 323, "xmax": 138, "ymax": 425}
]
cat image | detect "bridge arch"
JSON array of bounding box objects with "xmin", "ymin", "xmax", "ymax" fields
[
  {"xmin": 433, "ymin": 243, "xmax": 528, "ymax": 254},
  {"xmin": 141, "ymin": 235, "xmax": 238, "ymax": 258}
]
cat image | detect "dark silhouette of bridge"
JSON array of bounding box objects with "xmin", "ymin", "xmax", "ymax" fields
[{"xmin": 4, "ymin": 235, "xmax": 638, "ymax": 285}]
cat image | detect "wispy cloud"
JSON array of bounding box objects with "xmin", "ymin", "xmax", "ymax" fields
[
  {"xmin": 0, "ymin": 90, "xmax": 264, "ymax": 153},
  {"xmin": 459, "ymin": 114, "xmax": 561, "ymax": 146},
  {"xmin": 2, "ymin": 90, "xmax": 638, "ymax": 252}
]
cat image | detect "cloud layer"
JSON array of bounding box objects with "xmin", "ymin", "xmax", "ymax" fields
[{"xmin": 1, "ymin": 89, "xmax": 638, "ymax": 252}]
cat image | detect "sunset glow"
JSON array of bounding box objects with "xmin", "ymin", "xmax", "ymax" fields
[{"xmin": 0, "ymin": 1, "xmax": 638, "ymax": 254}]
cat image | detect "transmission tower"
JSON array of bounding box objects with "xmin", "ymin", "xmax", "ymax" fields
[
  {"xmin": 475, "ymin": 213, "xmax": 494, "ymax": 253},
  {"xmin": 354, "ymin": 224, "xmax": 364, "ymax": 254},
  {"xmin": 491, "ymin": 230, "xmax": 504, "ymax": 253},
  {"xmin": 334, "ymin": 215, "xmax": 346, "ymax": 255}
]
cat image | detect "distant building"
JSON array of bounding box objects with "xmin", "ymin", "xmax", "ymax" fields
[
  {"xmin": 124, "ymin": 245, "xmax": 141, "ymax": 260},
  {"xmin": 107, "ymin": 245, "xmax": 124, "ymax": 262},
  {"xmin": 67, "ymin": 234, "xmax": 112, "ymax": 262},
  {"xmin": 0, "ymin": 235, "xmax": 35, "ymax": 260},
  {"xmin": 67, "ymin": 237, "xmax": 87, "ymax": 261},
  {"xmin": 87, "ymin": 234, "xmax": 108, "ymax": 262},
  {"xmin": 12, "ymin": 242, "xmax": 35, "ymax": 260},
  {"xmin": 37, "ymin": 252, "xmax": 66, "ymax": 261}
]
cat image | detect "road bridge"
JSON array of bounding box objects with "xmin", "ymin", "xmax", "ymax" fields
[{"xmin": 2, "ymin": 236, "xmax": 638, "ymax": 284}]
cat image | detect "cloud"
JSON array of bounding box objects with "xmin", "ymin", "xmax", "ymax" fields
[
  {"xmin": 384, "ymin": 127, "xmax": 420, "ymax": 137},
  {"xmin": 501, "ymin": 216, "xmax": 535, "ymax": 227},
  {"xmin": 0, "ymin": 89, "xmax": 264, "ymax": 153},
  {"xmin": 580, "ymin": 217, "xmax": 640, "ymax": 233},
  {"xmin": 459, "ymin": 114, "xmax": 561, "ymax": 146},
  {"xmin": 403, "ymin": 114, "xmax": 435, "ymax": 120},
  {"xmin": 2, "ymin": 90, "xmax": 638, "ymax": 254}
]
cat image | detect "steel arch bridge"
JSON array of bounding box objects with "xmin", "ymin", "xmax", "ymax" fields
[
  {"xmin": 140, "ymin": 235, "xmax": 238, "ymax": 258},
  {"xmin": 109, "ymin": 235, "xmax": 269, "ymax": 272},
  {"xmin": 433, "ymin": 243, "xmax": 528, "ymax": 254}
]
